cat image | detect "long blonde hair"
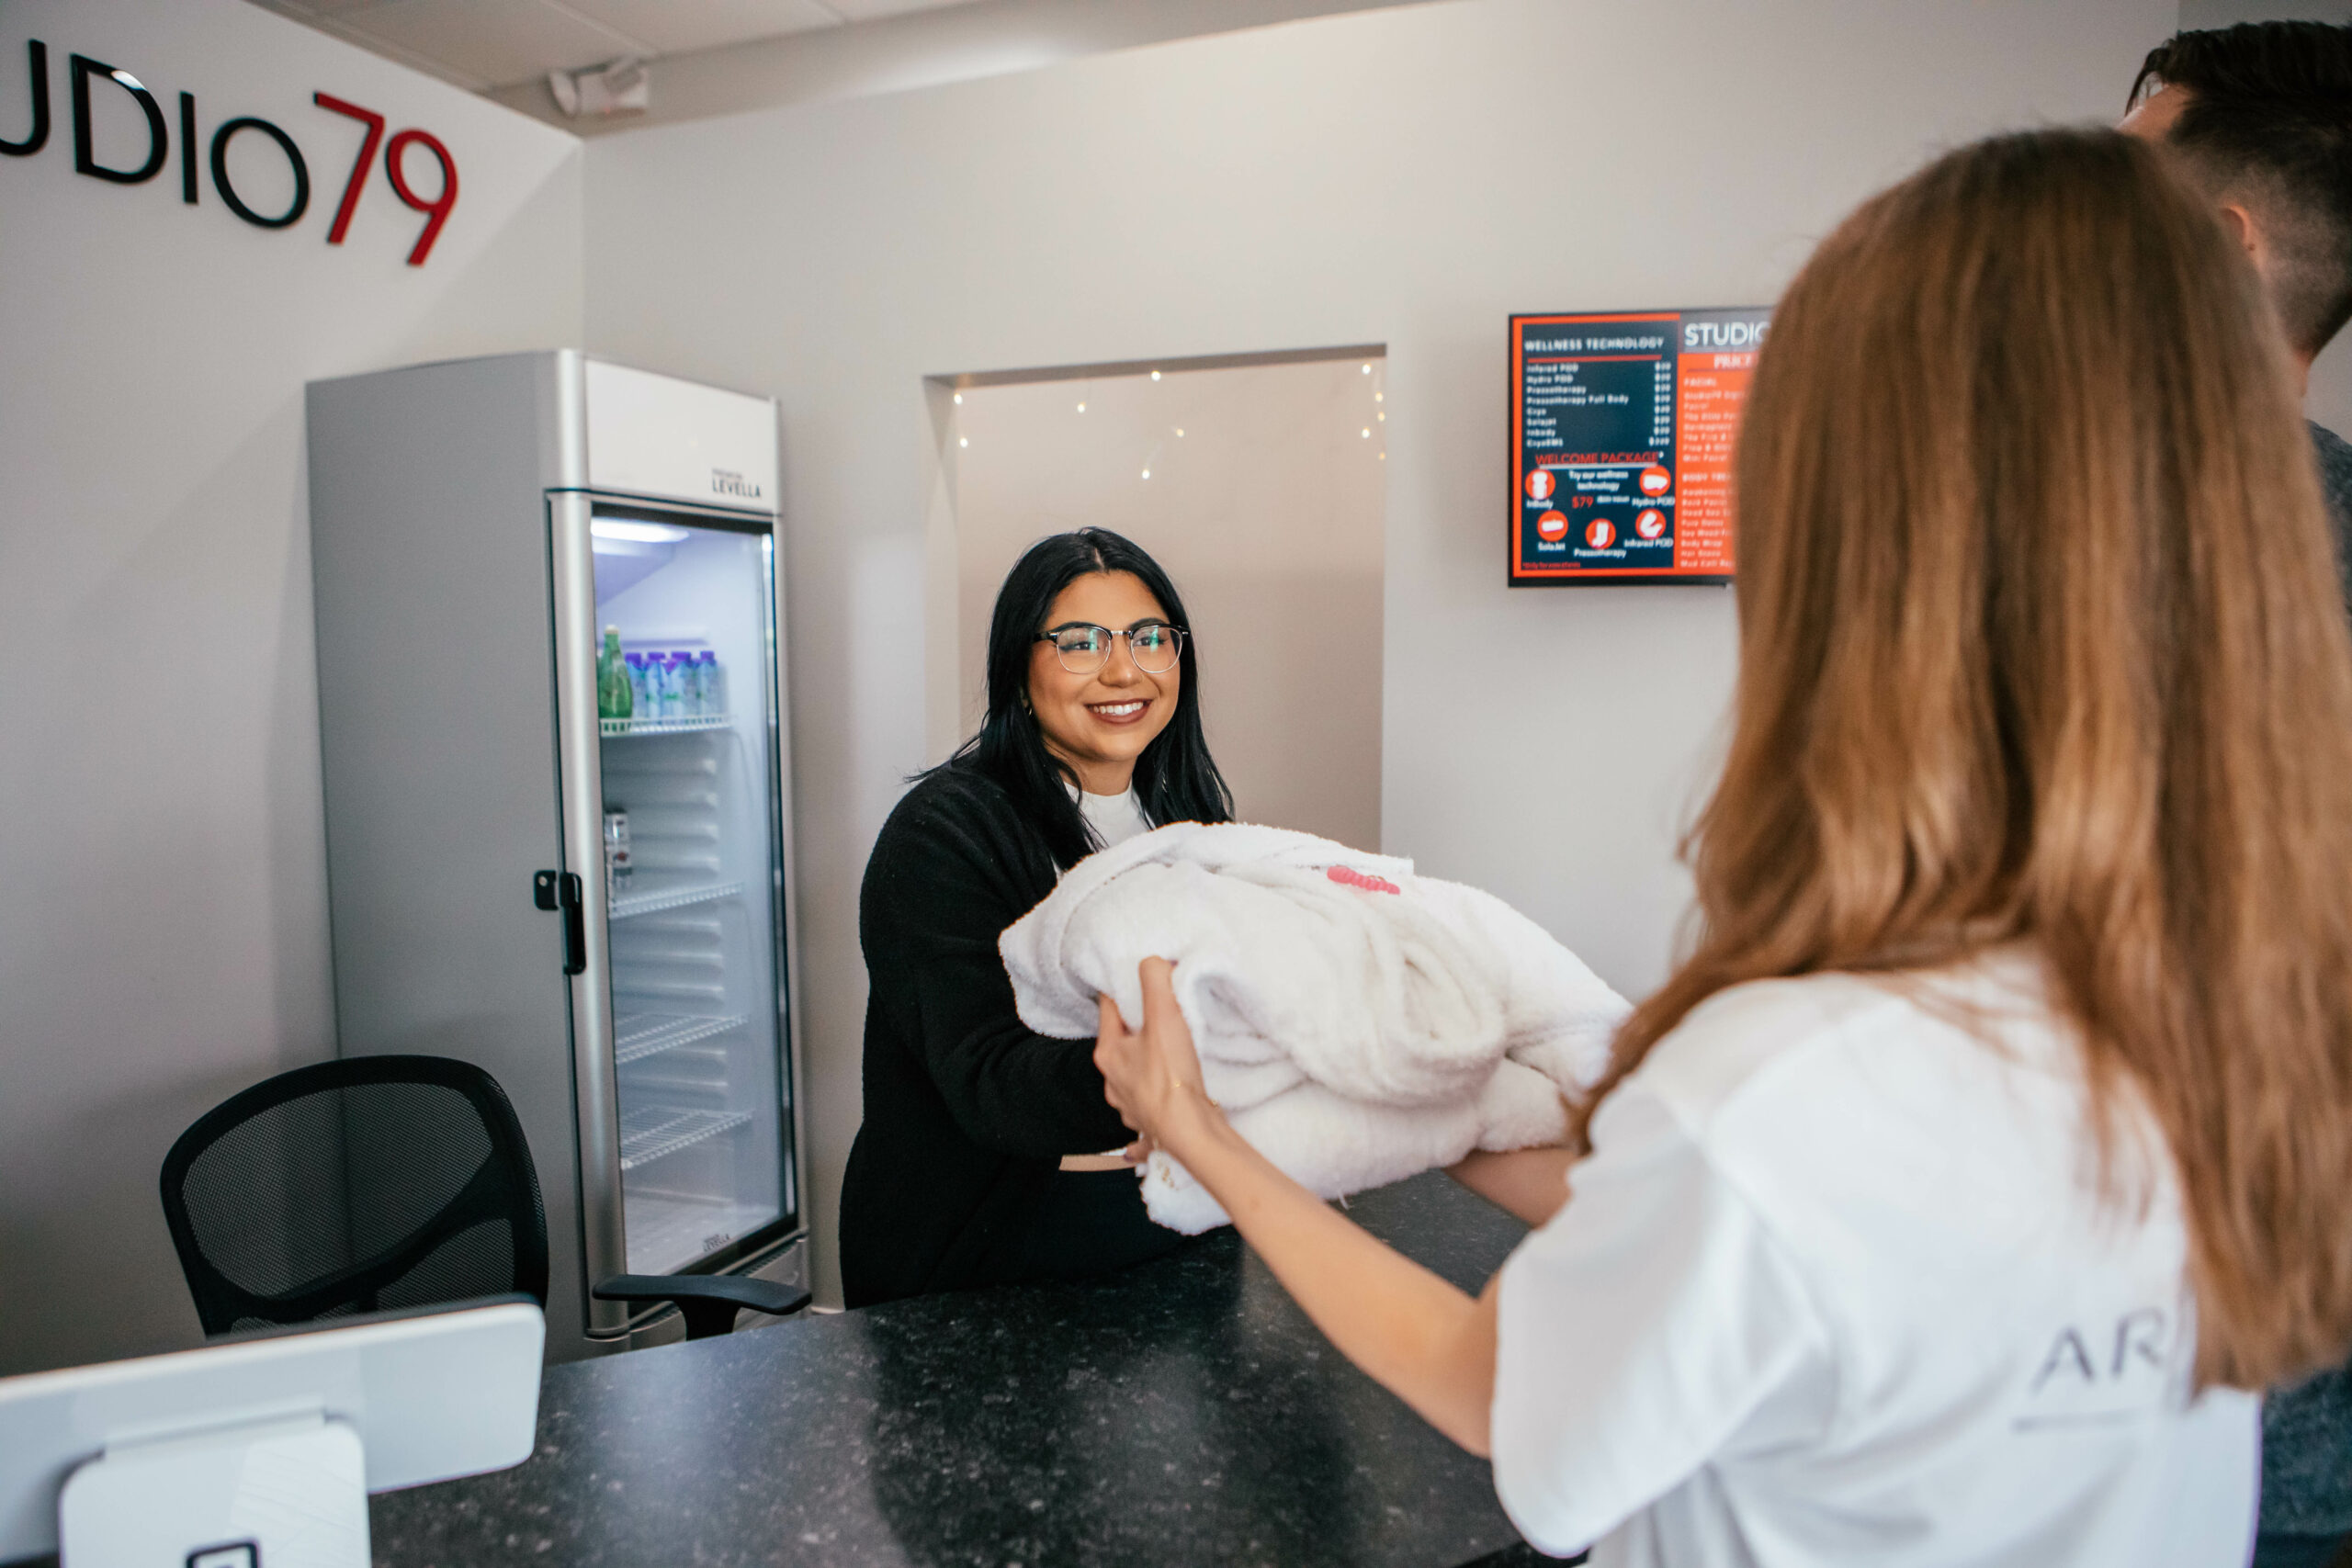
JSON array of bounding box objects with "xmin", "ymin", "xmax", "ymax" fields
[{"xmin": 1579, "ymin": 129, "xmax": 2352, "ymax": 1389}]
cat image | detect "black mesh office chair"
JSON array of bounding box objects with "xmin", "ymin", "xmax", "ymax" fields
[{"xmin": 161, "ymin": 1055, "xmax": 806, "ymax": 1340}]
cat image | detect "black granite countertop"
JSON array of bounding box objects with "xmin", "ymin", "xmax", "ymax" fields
[{"xmin": 369, "ymin": 1170, "xmax": 1549, "ymax": 1568}]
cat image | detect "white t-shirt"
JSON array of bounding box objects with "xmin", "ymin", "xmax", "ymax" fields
[
  {"xmin": 1490, "ymin": 953, "xmax": 2257, "ymax": 1567},
  {"xmin": 1075, "ymin": 784, "xmax": 1151, "ymax": 851}
]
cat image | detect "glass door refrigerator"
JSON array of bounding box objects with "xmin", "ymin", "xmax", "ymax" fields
[{"xmin": 306, "ymin": 352, "xmax": 807, "ymax": 1361}]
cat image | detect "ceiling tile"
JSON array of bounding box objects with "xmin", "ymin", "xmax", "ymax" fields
[
  {"xmin": 334, "ymin": 0, "xmax": 649, "ymax": 84},
  {"xmin": 552, "ymin": 0, "xmax": 843, "ymax": 55},
  {"xmin": 821, "ymin": 0, "xmax": 990, "ymax": 22},
  {"xmin": 301, "ymin": 10, "xmax": 494, "ymax": 88}
]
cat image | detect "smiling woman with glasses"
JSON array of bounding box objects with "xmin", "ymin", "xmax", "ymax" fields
[{"xmin": 838, "ymin": 527, "xmax": 1235, "ymax": 1307}]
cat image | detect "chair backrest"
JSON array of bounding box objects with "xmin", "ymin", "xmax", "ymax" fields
[{"xmin": 160, "ymin": 1055, "xmax": 548, "ymax": 1337}]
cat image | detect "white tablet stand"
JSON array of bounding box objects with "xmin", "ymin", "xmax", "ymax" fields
[
  {"xmin": 0, "ymin": 1298, "xmax": 543, "ymax": 1568},
  {"xmin": 61, "ymin": 1411, "xmax": 368, "ymax": 1568}
]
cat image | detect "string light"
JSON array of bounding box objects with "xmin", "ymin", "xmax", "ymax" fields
[
  {"xmin": 1174, "ymin": 428, "xmax": 1184, "ymax": 437},
  {"xmin": 1141, "ymin": 468, "xmax": 1152, "ymax": 479},
  {"xmin": 1150, "ymin": 370, "xmax": 1161, "ymax": 380},
  {"xmin": 1361, "ymin": 428, "xmax": 1371, "ymax": 438},
  {"xmin": 953, "ymin": 391, "xmax": 963, "ymax": 404},
  {"xmin": 1361, "ymin": 364, "xmax": 1371, "ymax": 375},
  {"xmin": 959, "ymin": 436, "xmax": 968, "ymax": 447},
  {"xmin": 1077, "ymin": 401, "xmax": 1087, "ymax": 412},
  {"xmin": 1374, "ymin": 392, "xmax": 1383, "ymax": 402},
  {"xmin": 1378, "ymin": 412, "xmax": 1385, "ymax": 422}
]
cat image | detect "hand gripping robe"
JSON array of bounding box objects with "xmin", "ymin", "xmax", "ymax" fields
[{"xmin": 999, "ymin": 822, "xmax": 1630, "ymax": 1232}]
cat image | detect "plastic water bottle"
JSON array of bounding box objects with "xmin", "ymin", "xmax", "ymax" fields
[
  {"xmin": 676, "ymin": 652, "xmax": 702, "ymax": 718},
  {"xmin": 640, "ymin": 650, "xmax": 669, "ymax": 721},
  {"xmin": 625, "ymin": 652, "xmax": 651, "ymax": 718},
  {"xmin": 700, "ymin": 651, "xmax": 725, "ymax": 719}
]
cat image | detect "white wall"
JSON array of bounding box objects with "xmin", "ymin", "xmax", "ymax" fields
[
  {"xmin": 0, "ymin": 0, "xmax": 582, "ymax": 1374},
  {"xmin": 2179, "ymin": 0, "xmax": 2350, "ymax": 27},
  {"xmin": 581, "ymin": 0, "xmax": 2175, "ymax": 1306},
  {"xmin": 2315, "ymin": 324, "xmax": 2352, "ymax": 442}
]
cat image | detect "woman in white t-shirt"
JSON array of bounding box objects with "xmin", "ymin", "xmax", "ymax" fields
[{"xmin": 1091, "ymin": 129, "xmax": 2352, "ymax": 1565}]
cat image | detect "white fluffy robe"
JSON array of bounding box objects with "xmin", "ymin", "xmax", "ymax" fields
[{"xmin": 1000, "ymin": 822, "xmax": 1630, "ymax": 1233}]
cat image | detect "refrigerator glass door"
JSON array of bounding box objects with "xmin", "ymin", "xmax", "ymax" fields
[{"xmin": 589, "ymin": 508, "xmax": 792, "ymax": 1278}]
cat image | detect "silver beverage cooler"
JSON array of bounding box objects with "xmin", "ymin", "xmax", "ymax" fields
[{"xmin": 306, "ymin": 352, "xmax": 808, "ymax": 1360}]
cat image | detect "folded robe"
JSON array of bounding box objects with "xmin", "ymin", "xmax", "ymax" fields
[{"xmin": 999, "ymin": 822, "xmax": 1630, "ymax": 1233}]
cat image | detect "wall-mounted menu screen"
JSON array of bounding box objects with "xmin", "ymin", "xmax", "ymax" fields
[{"xmin": 1510, "ymin": 307, "xmax": 1769, "ymax": 585}]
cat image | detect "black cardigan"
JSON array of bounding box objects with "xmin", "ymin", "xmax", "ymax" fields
[{"xmin": 838, "ymin": 763, "xmax": 1180, "ymax": 1306}]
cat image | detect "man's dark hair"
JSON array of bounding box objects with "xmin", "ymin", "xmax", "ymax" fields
[{"xmin": 2130, "ymin": 21, "xmax": 2352, "ymax": 356}]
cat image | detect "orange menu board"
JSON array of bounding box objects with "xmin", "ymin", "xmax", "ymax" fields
[{"xmin": 1510, "ymin": 308, "xmax": 1770, "ymax": 584}]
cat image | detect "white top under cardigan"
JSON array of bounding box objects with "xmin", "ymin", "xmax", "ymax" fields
[
  {"xmin": 1488, "ymin": 952, "xmax": 2256, "ymax": 1567},
  {"xmin": 1075, "ymin": 785, "xmax": 1150, "ymax": 851}
]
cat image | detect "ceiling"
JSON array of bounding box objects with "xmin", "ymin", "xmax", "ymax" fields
[{"xmin": 243, "ymin": 0, "xmax": 994, "ymax": 93}]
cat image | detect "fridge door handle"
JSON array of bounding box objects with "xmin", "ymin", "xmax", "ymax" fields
[
  {"xmin": 537, "ymin": 869, "xmax": 586, "ymax": 975},
  {"xmin": 556, "ymin": 872, "xmax": 587, "ymax": 976}
]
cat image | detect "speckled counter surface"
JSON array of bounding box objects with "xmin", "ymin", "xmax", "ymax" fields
[{"xmin": 369, "ymin": 1171, "xmax": 1547, "ymax": 1568}]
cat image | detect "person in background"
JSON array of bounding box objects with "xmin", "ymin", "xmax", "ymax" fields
[
  {"xmin": 2122, "ymin": 22, "xmax": 2352, "ymax": 553},
  {"xmin": 1095, "ymin": 130, "xmax": 2352, "ymax": 1565},
  {"xmin": 2121, "ymin": 27, "xmax": 2352, "ymax": 1566},
  {"xmin": 837, "ymin": 528, "xmax": 1234, "ymax": 1307}
]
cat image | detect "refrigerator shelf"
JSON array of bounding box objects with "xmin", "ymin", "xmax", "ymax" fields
[
  {"xmin": 609, "ymin": 879, "xmax": 746, "ymax": 920},
  {"xmin": 618, "ymin": 1105, "xmax": 753, "ymax": 1170},
  {"xmin": 623, "ymin": 1194, "xmax": 782, "ymax": 1279},
  {"xmin": 613, "ymin": 1010, "xmax": 751, "ymax": 1066},
  {"xmin": 600, "ymin": 713, "xmax": 731, "ymax": 738}
]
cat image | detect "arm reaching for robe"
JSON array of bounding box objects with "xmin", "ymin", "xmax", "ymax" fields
[{"xmin": 1094, "ymin": 962, "xmax": 1505, "ymax": 1455}]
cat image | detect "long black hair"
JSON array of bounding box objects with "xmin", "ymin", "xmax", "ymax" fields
[{"xmin": 947, "ymin": 528, "xmax": 1234, "ymax": 869}]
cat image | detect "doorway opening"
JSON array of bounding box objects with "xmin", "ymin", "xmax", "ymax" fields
[{"xmin": 932, "ymin": 344, "xmax": 1387, "ymax": 850}]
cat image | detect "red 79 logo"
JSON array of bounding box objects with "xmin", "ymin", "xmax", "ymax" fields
[{"xmin": 313, "ymin": 92, "xmax": 457, "ymax": 265}]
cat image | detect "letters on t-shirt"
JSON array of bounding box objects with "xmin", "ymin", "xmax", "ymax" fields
[{"xmin": 2017, "ymin": 1305, "xmax": 2177, "ymax": 1430}]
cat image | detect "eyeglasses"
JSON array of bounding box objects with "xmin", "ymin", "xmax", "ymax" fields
[{"xmin": 1035, "ymin": 621, "xmax": 1187, "ymax": 675}]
